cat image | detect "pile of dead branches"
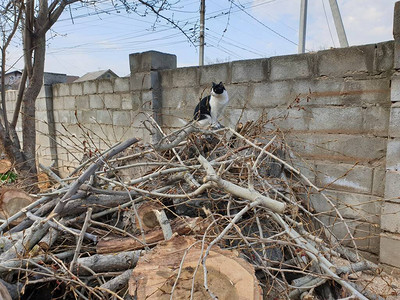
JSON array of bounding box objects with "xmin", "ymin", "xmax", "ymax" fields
[{"xmin": 0, "ymin": 117, "xmax": 396, "ymax": 299}]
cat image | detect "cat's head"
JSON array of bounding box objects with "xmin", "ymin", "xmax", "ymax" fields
[{"xmin": 211, "ymin": 82, "xmax": 225, "ymax": 95}]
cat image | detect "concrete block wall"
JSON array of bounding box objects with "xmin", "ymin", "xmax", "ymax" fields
[
  {"xmin": 49, "ymin": 77, "xmax": 133, "ymax": 173},
  {"xmin": 157, "ymin": 42, "xmax": 393, "ymax": 262}
]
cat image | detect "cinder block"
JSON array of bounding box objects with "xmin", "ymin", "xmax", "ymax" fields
[
  {"xmin": 222, "ymin": 84, "xmax": 251, "ymax": 108},
  {"xmin": 317, "ymin": 44, "xmax": 374, "ymax": 77},
  {"xmin": 80, "ymin": 110, "xmax": 97, "ymax": 124},
  {"xmin": 113, "ymin": 111, "xmax": 131, "ymax": 126},
  {"xmin": 380, "ymin": 233, "xmax": 400, "ymax": 268},
  {"xmin": 334, "ymin": 190, "xmax": 380, "ymax": 224},
  {"xmin": 36, "ymin": 98, "xmax": 47, "ymax": 112},
  {"xmin": 251, "ymin": 81, "xmax": 295, "ymax": 107},
  {"xmin": 161, "ymin": 67, "xmax": 198, "ymax": 88},
  {"xmin": 389, "ymin": 104, "xmax": 400, "ymax": 137},
  {"xmin": 363, "ymin": 105, "xmax": 390, "ymax": 136},
  {"xmin": 231, "ymin": 59, "xmax": 268, "ymax": 83},
  {"xmin": 63, "ymin": 96, "xmax": 76, "ymax": 110},
  {"xmin": 121, "ymin": 93, "xmax": 132, "ymax": 110},
  {"xmin": 372, "ymin": 167, "xmax": 386, "ymax": 196},
  {"xmin": 321, "ymin": 216, "xmax": 374, "ymax": 251},
  {"xmin": 114, "ymin": 78, "xmax": 130, "ymax": 93},
  {"xmin": 130, "ymin": 51, "xmax": 176, "ymax": 73},
  {"xmin": 287, "ymin": 133, "xmax": 387, "ymax": 163},
  {"xmin": 384, "ymin": 170, "xmax": 400, "ymax": 201},
  {"xmin": 308, "ymin": 191, "xmax": 336, "ymax": 214},
  {"xmin": 96, "ymin": 110, "xmax": 113, "ymax": 125},
  {"xmin": 58, "ymin": 110, "xmax": 73, "ymax": 123},
  {"xmin": 270, "ymin": 54, "xmax": 311, "ymax": 81},
  {"xmin": 374, "ymin": 41, "xmax": 394, "ymax": 73},
  {"xmin": 199, "ymin": 63, "xmax": 230, "ymax": 86},
  {"xmin": 162, "ymin": 87, "xmax": 194, "ymax": 110},
  {"xmin": 54, "ymin": 83, "xmax": 70, "ymax": 97},
  {"xmin": 89, "ymin": 94, "xmax": 104, "ymax": 109},
  {"xmin": 98, "ymin": 80, "xmax": 113, "ymax": 94},
  {"xmin": 386, "ymin": 138, "xmax": 400, "ymax": 172},
  {"xmin": 83, "ymin": 81, "xmax": 97, "ymax": 95},
  {"xmin": 309, "ymin": 107, "xmax": 363, "ymax": 134},
  {"xmin": 381, "ymin": 202, "xmax": 400, "ymax": 233},
  {"xmin": 75, "ymin": 95, "xmax": 89, "ymax": 109},
  {"xmin": 130, "ymin": 72, "xmax": 151, "ymax": 91},
  {"xmin": 265, "ymin": 107, "xmax": 310, "ymax": 132},
  {"xmin": 53, "ymin": 97, "xmax": 64, "ymax": 110},
  {"xmin": 70, "ymin": 83, "xmax": 83, "ymax": 96},
  {"xmin": 104, "ymin": 94, "xmax": 121, "ymax": 109},
  {"xmin": 315, "ymin": 163, "xmax": 373, "ymax": 194}
]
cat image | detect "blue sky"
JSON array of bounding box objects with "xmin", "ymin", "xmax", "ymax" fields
[{"xmin": 7, "ymin": 0, "xmax": 398, "ymax": 77}]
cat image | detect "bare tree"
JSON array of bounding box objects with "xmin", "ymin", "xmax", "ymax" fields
[{"xmin": 0, "ymin": 0, "xmax": 192, "ymax": 191}]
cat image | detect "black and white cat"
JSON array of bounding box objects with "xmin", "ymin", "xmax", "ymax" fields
[{"xmin": 193, "ymin": 82, "xmax": 229, "ymax": 128}]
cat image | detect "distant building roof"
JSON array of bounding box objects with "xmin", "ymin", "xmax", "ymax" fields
[{"xmin": 74, "ymin": 69, "xmax": 118, "ymax": 82}]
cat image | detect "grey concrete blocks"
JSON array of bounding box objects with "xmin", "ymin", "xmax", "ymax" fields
[
  {"xmin": 231, "ymin": 59, "xmax": 268, "ymax": 83},
  {"xmin": 114, "ymin": 78, "xmax": 130, "ymax": 93},
  {"xmin": 381, "ymin": 202, "xmax": 400, "ymax": 233},
  {"xmin": 129, "ymin": 51, "xmax": 177, "ymax": 73},
  {"xmin": 315, "ymin": 163, "xmax": 373, "ymax": 194},
  {"xmin": 161, "ymin": 67, "xmax": 199, "ymax": 88},
  {"xmin": 389, "ymin": 103, "xmax": 400, "ymax": 137},
  {"xmin": 89, "ymin": 95, "xmax": 104, "ymax": 109},
  {"xmin": 83, "ymin": 81, "xmax": 97, "ymax": 95},
  {"xmin": 270, "ymin": 54, "xmax": 311, "ymax": 81},
  {"xmin": 386, "ymin": 138, "xmax": 400, "ymax": 172},
  {"xmin": 104, "ymin": 94, "xmax": 121, "ymax": 109},
  {"xmin": 98, "ymin": 80, "xmax": 114, "ymax": 94},
  {"xmin": 113, "ymin": 111, "xmax": 131, "ymax": 126},
  {"xmin": 380, "ymin": 233, "xmax": 400, "ymax": 267},
  {"xmin": 96, "ymin": 110, "xmax": 113, "ymax": 125},
  {"xmin": 199, "ymin": 63, "xmax": 230, "ymax": 86},
  {"xmin": 287, "ymin": 134, "xmax": 386, "ymax": 163},
  {"xmin": 130, "ymin": 72, "xmax": 151, "ymax": 91},
  {"xmin": 75, "ymin": 95, "xmax": 90, "ymax": 110},
  {"xmin": 308, "ymin": 107, "xmax": 363, "ymax": 134},
  {"xmin": 384, "ymin": 170, "xmax": 400, "ymax": 200},
  {"xmin": 70, "ymin": 83, "xmax": 83, "ymax": 96},
  {"xmin": 317, "ymin": 45, "xmax": 375, "ymax": 77}
]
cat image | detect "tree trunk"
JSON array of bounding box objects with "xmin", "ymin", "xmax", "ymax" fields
[{"xmin": 21, "ymin": 34, "xmax": 46, "ymax": 190}]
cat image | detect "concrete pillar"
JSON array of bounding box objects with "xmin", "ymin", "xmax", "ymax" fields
[
  {"xmin": 380, "ymin": 1, "xmax": 400, "ymax": 270},
  {"xmin": 43, "ymin": 72, "xmax": 67, "ymax": 173},
  {"xmin": 129, "ymin": 51, "xmax": 177, "ymax": 143}
]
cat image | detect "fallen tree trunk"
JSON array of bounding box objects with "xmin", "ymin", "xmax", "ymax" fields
[
  {"xmin": 0, "ymin": 189, "xmax": 33, "ymax": 224},
  {"xmin": 128, "ymin": 235, "xmax": 263, "ymax": 300},
  {"xmin": 97, "ymin": 216, "xmax": 208, "ymax": 254}
]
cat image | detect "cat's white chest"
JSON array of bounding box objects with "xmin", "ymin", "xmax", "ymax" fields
[{"xmin": 209, "ymin": 90, "xmax": 229, "ymax": 124}]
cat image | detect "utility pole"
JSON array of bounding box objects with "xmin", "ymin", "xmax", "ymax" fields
[
  {"xmin": 298, "ymin": 0, "xmax": 308, "ymax": 53},
  {"xmin": 328, "ymin": 0, "xmax": 349, "ymax": 47},
  {"xmin": 199, "ymin": 0, "xmax": 205, "ymax": 66}
]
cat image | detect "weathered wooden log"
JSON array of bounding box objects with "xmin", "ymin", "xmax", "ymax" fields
[
  {"xmin": 0, "ymin": 280, "xmax": 12, "ymax": 300},
  {"xmin": 100, "ymin": 269, "xmax": 132, "ymax": 294},
  {"xmin": 128, "ymin": 235, "xmax": 263, "ymax": 299},
  {"xmin": 96, "ymin": 216, "xmax": 208, "ymax": 254},
  {"xmin": 74, "ymin": 251, "xmax": 140, "ymax": 275},
  {"xmin": 0, "ymin": 189, "xmax": 34, "ymax": 224}
]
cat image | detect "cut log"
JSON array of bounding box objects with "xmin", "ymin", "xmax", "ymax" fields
[
  {"xmin": 128, "ymin": 235, "xmax": 263, "ymax": 300},
  {"xmin": 97, "ymin": 216, "xmax": 209, "ymax": 254},
  {"xmin": 0, "ymin": 159, "xmax": 12, "ymax": 174},
  {"xmin": 0, "ymin": 189, "xmax": 34, "ymax": 224},
  {"xmin": 135, "ymin": 201, "xmax": 163, "ymax": 231}
]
